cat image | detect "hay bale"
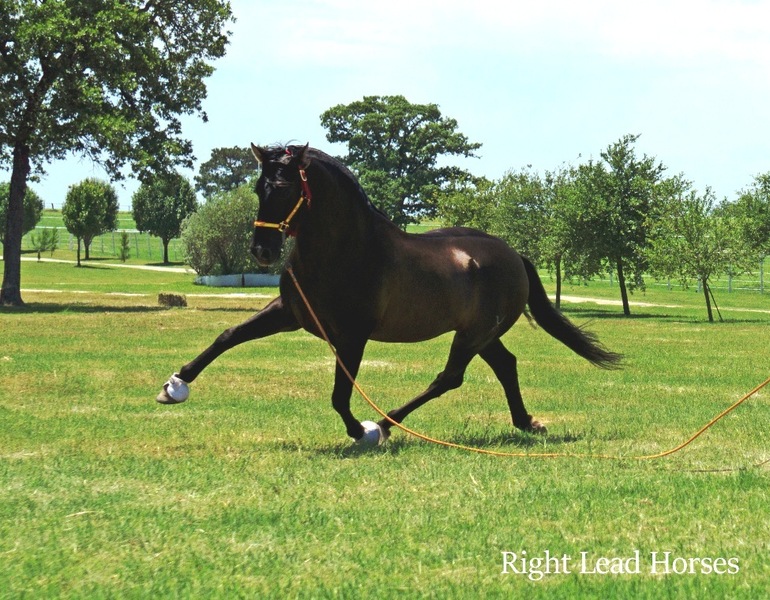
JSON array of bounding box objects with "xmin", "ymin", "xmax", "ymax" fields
[{"xmin": 158, "ymin": 293, "xmax": 187, "ymax": 308}]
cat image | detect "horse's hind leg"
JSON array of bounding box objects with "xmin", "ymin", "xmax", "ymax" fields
[
  {"xmin": 377, "ymin": 334, "xmax": 476, "ymax": 435},
  {"xmin": 478, "ymin": 338, "xmax": 546, "ymax": 434}
]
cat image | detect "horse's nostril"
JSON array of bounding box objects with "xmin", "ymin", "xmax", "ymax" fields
[{"xmin": 252, "ymin": 246, "xmax": 273, "ymax": 265}]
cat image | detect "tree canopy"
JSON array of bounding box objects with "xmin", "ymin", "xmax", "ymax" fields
[
  {"xmin": 646, "ymin": 184, "xmax": 739, "ymax": 322},
  {"xmin": 195, "ymin": 146, "xmax": 259, "ymax": 200},
  {"xmin": 132, "ymin": 172, "xmax": 198, "ymax": 264},
  {"xmin": 728, "ymin": 172, "xmax": 770, "ymax": 262},
  {"xmin": 0, "ymin": 181, "xmax": 43, "ymax": 243},
  {"xmin": 61, "ymin": 178, "xmax": 118, "ymax": 266},
  {"xmin": 0, "ymin": 0, "xmax": 233, "ymax": 305},
  {"xmin": 320, "ymin": 95, "xmax": 481, "ymax": 228}
]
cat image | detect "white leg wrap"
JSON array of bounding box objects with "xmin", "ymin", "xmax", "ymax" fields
[
  {"xmin": 357, "ymin": 420, "xmax": 384, "ymax": 446},
  {"xmin": 165, "ymin": 373, "xmax": 190, "ymax": 402}
]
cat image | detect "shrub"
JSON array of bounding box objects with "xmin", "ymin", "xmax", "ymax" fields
[
  {"xmin": 181, "ymin": 185, "xmax": 285, "ymax": 276},
  {"xmin": 0, "ymin": 182, "xmax": 44, "ymax": 243},
  {"xmin": 118, "ymin": 232, "xmax": 131, "ymax": 263},
  {"xmin": 30, "ymin": 228, "xmax": 59, "ymax": 260}
]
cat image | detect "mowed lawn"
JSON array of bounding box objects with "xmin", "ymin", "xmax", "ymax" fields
[{"xmin": 1, "ymin": 260, "xmax": 769, "ymax": 598}]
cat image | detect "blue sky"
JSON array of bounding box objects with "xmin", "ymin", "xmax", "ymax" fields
[{"xmin": 13, "ymin": 0, "xmax": 770, "ymax": 210}]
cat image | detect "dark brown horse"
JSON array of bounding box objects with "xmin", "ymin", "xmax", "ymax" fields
[{"xmin": 157, "ymin": 143, "xmax": 621, "ymax": 443}]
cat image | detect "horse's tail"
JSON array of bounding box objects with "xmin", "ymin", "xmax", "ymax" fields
[{"xmin": 522, "ymin": 256, "xmax": 622, "ymax": 369}]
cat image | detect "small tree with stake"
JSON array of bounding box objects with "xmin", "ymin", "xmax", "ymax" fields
[
  {"xmin": 30, "ymin": 227, "xmax": 59, "ymax": 261},
  {"xmin": 118, "ymin": 232, "xmax": 131, "ymax": 263},
  {"xmin": 646, "ymin": 183, "xmax": 742, "ymax": 322}
]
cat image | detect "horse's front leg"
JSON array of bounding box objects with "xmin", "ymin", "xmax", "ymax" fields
[
  {"xmin": 330, "ymin": 336, "xmax": 371, "ymax": 441},
  {"xmin": 156, "ymin": 296, "xmax": 299, "ymax": 404}
]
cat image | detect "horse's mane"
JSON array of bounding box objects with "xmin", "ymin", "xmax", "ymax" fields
[{"xmin": 271, "ymin": 144, "xmax": 389, "ymax": 220}]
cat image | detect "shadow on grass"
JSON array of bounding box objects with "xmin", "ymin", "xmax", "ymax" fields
[
  {"xmin": 0, "ymin": 302, "xmax": 172, "ymax": 314},
  {"xmin": 145, "ymin": 262, "xmax": 187, "ymax": 268},
  {"xmin": 267, "ymin": 428, "xmax": 587, "ymax": 459},
  {"xmin": 1, "ymin": 302, "xmax": 269, "ymax": 315},
  {"xmin": 560, "ymin": 305, "xmax": 770, "ymax": 325},
  {"xmin": 560, "ymin": 306, "xmax": 688, "ymax": 321}
]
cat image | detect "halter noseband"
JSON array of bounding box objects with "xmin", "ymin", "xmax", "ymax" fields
[{"xmin": 253, "ymin": 153, "xmax": 312, "ymax": 236}]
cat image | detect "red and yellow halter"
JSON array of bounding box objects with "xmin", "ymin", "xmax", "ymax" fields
[{"xmin": 253, "ymin": 158, "xmax": 312, "ymax": 237}]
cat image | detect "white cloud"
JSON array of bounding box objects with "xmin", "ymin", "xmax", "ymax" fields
[{"xmin": 229, "ymin": 0, "xmax": 770, "ymax": 77}]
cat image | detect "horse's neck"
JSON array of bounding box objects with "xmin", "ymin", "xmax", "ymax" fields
[{"xmin": 294, "ymin": 170, "xmax": 379, "ymax": 273}]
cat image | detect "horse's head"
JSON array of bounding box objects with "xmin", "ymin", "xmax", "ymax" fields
[{"xmin": 250, "ymin": 143, "xmax": 311, "ymax": 267}]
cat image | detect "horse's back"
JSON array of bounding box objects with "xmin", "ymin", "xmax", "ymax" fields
[{"xmin": 370, "ymin": 226, "xmax": 529, "ymax": 345}]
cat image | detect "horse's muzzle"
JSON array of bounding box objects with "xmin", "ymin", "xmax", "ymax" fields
[{"xmin": 251, "ymin": 244, "xmax": 280, "ymax": 267}]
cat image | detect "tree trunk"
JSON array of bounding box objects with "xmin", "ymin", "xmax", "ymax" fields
[
  {"xmin": 702, "ymin": 277, "xmax": 714, "ymax": 323},
  {"xmin": 2, "ymin": 59, "xmax": 59, "ymax": 305},
  {"xmin": 163, "ymin": 238, "xmax": 170, "ymax": 264},
  {"xmin": 554, "ymin": 253, "xmax": 562, "ymax": 310},
  {"xmin": 76, "ymin": 238, "xmax": 82, "ymax": 267},
  {"xmin": 616, "ymin": 256, "xmax": 631, "ymax": 316},
  {"xmin": 0, "ymin": 142, "xmax": 31, "ymax": 306}
]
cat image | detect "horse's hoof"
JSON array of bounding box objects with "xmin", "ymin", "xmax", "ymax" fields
[
  {"xmin": 527, "ymin": 419, "xmax": 548, "ymax": 435},
  {"xmin": 156, "ymin": 388, "xmax": 181, "ymax": 404},
  {"xmin": 156, "ymin": 374, "xmax": 189, "ymax": 404},
  {"xmin": 355, "ymin": 421, "xmax": 385, "ymax": 446}
]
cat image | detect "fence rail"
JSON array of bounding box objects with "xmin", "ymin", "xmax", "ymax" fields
[
  {"xmin": 22, "ymin": 226, "xmax": 185, "ymax": 263},
  {"xmin": 596, "ymin": 256, "xmax": 768, "ymax": 295}
]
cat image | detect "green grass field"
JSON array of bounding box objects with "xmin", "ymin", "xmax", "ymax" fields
[{"xmin": 1, "ymin": 258, "xmax": 769, "ymax": 598}]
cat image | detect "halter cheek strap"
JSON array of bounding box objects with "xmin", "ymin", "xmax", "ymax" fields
[{"xmin": 253, "ymin": 167, "xmax": 312, "ymax": 236}]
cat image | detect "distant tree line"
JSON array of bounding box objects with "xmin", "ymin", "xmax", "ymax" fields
[
  {"xmin": 312, "ymin": 98, "xmax": 770, "ymax": 322},
  {"xmin": 438, "ymin": 134, "xmax": 770, "ymax": 321}
]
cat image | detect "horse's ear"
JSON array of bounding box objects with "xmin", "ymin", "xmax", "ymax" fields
[
  {"xmin": 250, "ymin": 143, "xmax": 266, "ymax": 165},
  {"xmin": 295, "ymin": 143, "xmax": 311, "ymax": 169}
]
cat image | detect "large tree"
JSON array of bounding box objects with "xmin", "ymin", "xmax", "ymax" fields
[
  {"xmin": 0, "ymin": 0, "xmax": 233, "ymax": 305},
  {"xmin": 320, "ymin": 95, "xmax": 482, "ymax": 228},
  {"xmin": 195, "ymin": 146, "xmax": 258, "ymax": 200},
  {"xmin": 132, "ymin": 172, "xmax": 198, "ymax": 264}
]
